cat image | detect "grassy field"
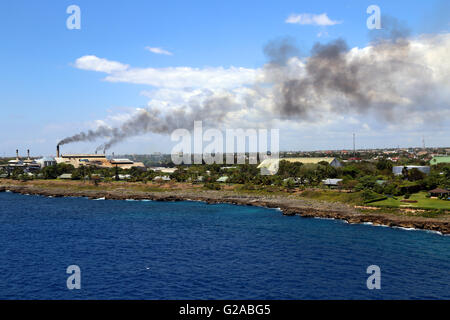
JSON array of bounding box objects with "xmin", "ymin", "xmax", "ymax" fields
[
  {"xmin": 2, "ymin": 178, "xmax": 449, "ymax": 212},
  {"xmin": 298, "ymin": 190, "xmax": 365, "ymax": 204},
  {"xmin": 370, "ymin": 192, "xmax": 450, "ymax": 210}
]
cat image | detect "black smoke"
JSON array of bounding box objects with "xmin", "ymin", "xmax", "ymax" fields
[
  {"xmin": 262, "ymin": 17, "xmax": 433, "ymax": 122},
  {"xmin": 58, "ymin": 17, "xmax": 443, "ymax": 150},
  {"xmin": 58, "ymin": 96, "xmax": 237, "ymax": 151}
]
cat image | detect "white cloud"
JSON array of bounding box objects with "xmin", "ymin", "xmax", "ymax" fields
[
  {"xmin": 145, "ymin": 46, "xmax": 173, "ymax": 56},
  {"xmin": 74, "ymin": 55, "xmax": 129, "ymax": 74},
  {"xmin": 106, "ymin": 66, "xmax": 259, "ymax": 89},
  {"xmin": 74, "ymin": 55, "xmax": 260, "ymax": 89},
  {"xmin": 73, "ymin": 33, "xmax": 450, "ymax": 147},
  {"xmin": 286, "ymin": 13, "xmax": 342, "ymax": 26}
]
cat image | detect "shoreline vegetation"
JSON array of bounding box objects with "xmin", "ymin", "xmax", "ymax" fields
[{"xmin": 1, "ymin": 179, "xmax": 449, "ymax": 235}]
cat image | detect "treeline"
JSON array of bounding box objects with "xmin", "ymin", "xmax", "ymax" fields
[{"xmin": 1, "ymin": 160, "xmax": 449, "ymax": 197}]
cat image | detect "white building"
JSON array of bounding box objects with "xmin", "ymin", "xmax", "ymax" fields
[
  {"xmin": 392, "ymin": 166, "xmax": 430, "ymax": 176},
  {"xmin": 258, "ymin": 157, "xmax": 342, "ymax": 175}
]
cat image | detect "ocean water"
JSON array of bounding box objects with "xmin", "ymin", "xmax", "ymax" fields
[{"xmin": 0, "ymin": 192, "xmax": 449, "ymax": 300}]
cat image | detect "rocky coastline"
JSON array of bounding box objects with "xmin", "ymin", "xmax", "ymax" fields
[{"xmin": 1, "ymin": 183, "xmax": 449, "ymax": 235}]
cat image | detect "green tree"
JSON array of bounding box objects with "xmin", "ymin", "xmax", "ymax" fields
[
  {"xmin": 355, "ymin": 175, "xmax": 377, "ymax": 191},
  {"xmin": 407, "ymin": 168, "xmax": 425, "ymax": 182},
  {"xmin": 376, "ymin": 159, "xmax": 393, "ymax": 171}
]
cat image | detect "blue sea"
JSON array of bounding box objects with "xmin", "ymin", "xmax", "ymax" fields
[{"xmin": 0, "ymin": 191, "xmax": 449, "ymax": 300}]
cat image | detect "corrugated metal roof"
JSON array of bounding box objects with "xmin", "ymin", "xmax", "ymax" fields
[
  {"xmin": 322, "ymin": 178, "xmax": 343, "ymax": 185},
  {"xmin": 58, "ymin": 173, "xmax": 72, "ymax": 179},
  {"xmin": 61, "ymin": 154, "xmax": 106, "ymax": 158},
  {"xmin": 258, "ymin": 157, "xmax": 340, "ymax": 172},
  {"xmin": 216, "ymin": 176, "xmax": 229, "ymax": 182},
  {"xmin": 282, "ymin": 157, "xmax": 337, "ymax": 164}
]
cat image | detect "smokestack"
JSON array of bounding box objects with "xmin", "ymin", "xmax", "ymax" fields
[
  {"xmin": 112, "ymin": 152, "xmax": 115, "ymax": 159},
  {"xmin": 353, "ymin": 133, "xmax": 356, "ymax": 156},
  {"xmin": 27, "ymin": 149, "xmax": 30, "ymax": 160},
  {"xmin": 16, "ymin": 149, "xmax": 19, "ymax": 161},
  {"xmin": 56, "ymin": 145, "xmax": 60, "ymax": 158}
]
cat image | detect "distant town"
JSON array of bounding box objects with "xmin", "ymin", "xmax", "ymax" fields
[
  {"xmin": 1, "ymin": 145, "xmax": 449, "ymax": 172},
  {"xmin": 0, "ymin": 145, "xmax": 449, "ymax": 210}
]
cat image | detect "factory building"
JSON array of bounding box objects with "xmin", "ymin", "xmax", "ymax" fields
[
  {"xmin": 110, "ymin": 159, "xmax": 146, "ymax": 170},
  {"xmin": 1, "ymin": 149, "xmax": 41, "ymax": 172},
  {"xmin": 35, "ymin": 157, "xmax": 57, "ymax": 168},
  {"xmin": 55, "ymin": 153, "xmax": 111, "ymax": 168},
  {"xmin": 55, "ymin": 146, "xmax": 145, "ymax": 169},
  {"xmin": 258, "ymin": 157, "xmax": 342, "ymax": 175}
]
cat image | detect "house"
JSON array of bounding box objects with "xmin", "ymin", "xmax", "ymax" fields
[
  {"xmin": 58, "ymin": 173, "xmax": 72, "ymax": 179},
  {"xmin": 429, "ymin": 188, "xmax": 449, "ymax": 198},
  {"xmin": 430, "ymin": 156, "xmax": 450, "ymax": 166},
  {"xmin": 149, "ymin": 167, "xmax": 177, "ymax": 174},
  {"xmin": 322, "ymin": 178, "xmax": 343, "ymax": 187},
  {"xmin": 153, "ymin": 176, "xmax": 171, "ymax": 182},
  {"xmin": 216, "ymin": 176, "xmax": 229, "ymax": 183}
]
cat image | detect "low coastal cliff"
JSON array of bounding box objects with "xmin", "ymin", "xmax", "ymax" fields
[{"xmin": 1, "ymin": 183, "xmax": 449, "ymax": 235}]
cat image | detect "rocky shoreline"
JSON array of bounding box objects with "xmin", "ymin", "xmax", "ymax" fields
[{"xmin": 1, "ymin": 183, "xmax": 449, "ymax": 235}]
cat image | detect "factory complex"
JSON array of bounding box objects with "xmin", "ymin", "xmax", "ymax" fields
[{"xmin": 1, "ymin": 146, "xmax": 145, "ymax": 173}]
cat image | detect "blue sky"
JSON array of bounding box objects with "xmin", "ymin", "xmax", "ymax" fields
[{"xmin": 0, "ymin": 0, "xmax": 448, "ymax": 156}]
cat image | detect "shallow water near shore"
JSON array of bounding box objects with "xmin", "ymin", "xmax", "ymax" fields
[{"xmin": 0, "ymin": 192, "xmax": 449, "ymax": 299}]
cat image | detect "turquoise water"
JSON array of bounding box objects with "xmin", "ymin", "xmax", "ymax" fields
[{"xmin": 0, "ymin": 192, "xmax": 449, "ymax": 299}]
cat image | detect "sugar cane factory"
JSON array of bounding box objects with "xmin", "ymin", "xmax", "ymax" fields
[{"xmin": 0, "ymin": 145, "xmax": 145, "ymax": 175}]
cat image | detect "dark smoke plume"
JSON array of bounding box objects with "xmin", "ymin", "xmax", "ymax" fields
[
  {"xmin": 263, "ymin": 17, "xmax": 434, "ymax": 122},
  {"xmin": 58, "ymin": 96, "xmax": 237, "ymax": 151},
  {"xmin": 57, "ymin": 126, "xmax": 114, "ymax": 146},
  {"xmin": 59, "ymin": 17, "xmax": 444, "ymax": 150}
]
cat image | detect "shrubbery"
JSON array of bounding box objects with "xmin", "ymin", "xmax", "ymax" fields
[
  {"xmin": 362, "ymin": 190, "xmax": 387, "ymax": 204},
  {"xmin": 204, "ymin": 182, "xmax": 221, "ymax": 190}
]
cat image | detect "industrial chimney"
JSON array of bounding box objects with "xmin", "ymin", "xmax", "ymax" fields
[
  {"xmin": 27, "ymin": 149, "xmax": 30, "ymax": 160},
  {"xmin": 56, "ymin": 145, "xmax": 60, "ymax": 158},
  {"xmin": 16, "ymin": 149, "xmax": 19, "ymax": 160}
]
